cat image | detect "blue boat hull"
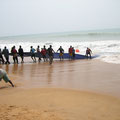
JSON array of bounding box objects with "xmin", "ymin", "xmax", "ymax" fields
[
  {"xmin": 53, "ymin": 53, "xmax": 87, "ymax": 59},
  {"xmin": 22, "ymin": 52, "xmax": 88, "ymax": 59},
  {"xmin": 9, "ymin": 52, "xmax": 96, "ymax": 59}
]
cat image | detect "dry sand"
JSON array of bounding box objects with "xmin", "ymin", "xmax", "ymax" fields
[{"xmin": 0, "ymin": 58, "xmax": 120, "ymax": 120}]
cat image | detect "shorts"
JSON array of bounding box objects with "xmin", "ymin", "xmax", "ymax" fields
[
  {"xmin": 13, "ymin": 53, "xmax": 17, "ymax": 57},
  {"xmin": 69, "ymin": 53, "xmax": 72, "ymax": 56},
  {"xmin": 3, "ymin": 73, "xmax": 10, "ymax": 83},
  {"xmin": 59, "ymin": 53, "xmax": 63, "ymax": 56},
  {"xmin": 31, "ymin": 53, "xmax": 35, "ymax": 57}
]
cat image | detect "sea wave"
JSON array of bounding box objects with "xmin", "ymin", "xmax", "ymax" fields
[{"xmin": 0, "ymin": 39, "xmax": 120, "ymax": 64}]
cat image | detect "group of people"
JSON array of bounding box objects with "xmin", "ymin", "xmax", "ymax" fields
[
  {"xmin": 0, "ymin": 46, "xmax": 24, "ymax": 64},
  {"xmin": 30, "ymin": 45, "xmax": 55, "ymax": 64},
  {"xmin": 0, "ymin": 46, "xmax": 92, "ymax": 87},
  {"xmin": 0, "ymin": 45, "xmax": 57, "ymax": 64},
  {"xmin": 68, "ymin": 46, "xmax": 76, "ymax": 60},
  {"xmin": 0, "ymin": 45, "xmax": 92, "ymax": 64}
]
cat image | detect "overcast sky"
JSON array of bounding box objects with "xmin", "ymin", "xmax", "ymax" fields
[{"xmin": 0, "ymin": 0, "xmax": 120, "ymax": 36}]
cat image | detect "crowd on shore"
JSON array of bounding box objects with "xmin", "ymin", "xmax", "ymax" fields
[
  {"xmin": 0, "ymin": 45, "xmax": 92, "ymax": 87},
  {"xmin": 0, "ymin": 45, "xmax": 92, "ymax": 64}
]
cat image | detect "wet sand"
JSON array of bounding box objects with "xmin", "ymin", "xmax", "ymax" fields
[
  {"xmin": 0, "ymin": 58, "xmax": 120, "ymax": 120},
  {"xmin": 1, "ymin": 58, "xmax": 120, "ymax": 97}
]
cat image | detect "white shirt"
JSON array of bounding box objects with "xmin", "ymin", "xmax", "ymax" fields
[{"xmin": 0, "ymin": 69, "xmax": 6, "ymax": 79}]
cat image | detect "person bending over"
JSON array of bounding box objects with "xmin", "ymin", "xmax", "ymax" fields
[
  {"xmin": 86, "ymin": 47, "xmax": 92, "ymax": 59},
  {"xmin": 0, "ymin": 69, "xmax": 14, "ymax": 87}
]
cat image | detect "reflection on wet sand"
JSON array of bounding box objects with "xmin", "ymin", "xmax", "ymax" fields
[{"xmin": 1, "ymin": 59, "xmax": 120, "ymax": 97}]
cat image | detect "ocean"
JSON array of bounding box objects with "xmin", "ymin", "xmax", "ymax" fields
[{"xmin": 0, "ymin": 28, "xmax": 120, "ymax": 64}]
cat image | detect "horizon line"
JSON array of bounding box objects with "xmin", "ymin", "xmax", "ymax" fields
[{"xmin": 0, "ymin": 27, "xmax": 120, "ymax": 38}]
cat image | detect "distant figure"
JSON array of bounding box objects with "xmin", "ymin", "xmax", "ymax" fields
[
  {"xmin": 3, "ymin": 46, "xmax": 10, "ymax": 64},
  {"xmin": 30, "ymin": 46, "xmax": 36, "ymax": 62},
  {"xmin": 44, "ymin": 45, "xmax": 48, "ymax": 61},
  {"xmin": 0, "ymin": 69, "xmax": 14, "ymax": 87},
  {"xmin": 37, "ymin": 45, "xmax": 41, "ymax": 62},
  {"xmin": 18, "ymin": 45, "xmax": 24, "ymax": 63},
  {"xmin": 86, "ymin": 47, "xmax": 92, "ymax": 59},
  {"xmin": 68, "ymin": 46, "xmax": 73, "ymax": 60},
  {"xmin": 0, "ymin": 48, "xmax": 5, "ymax": 64},
  {"xmin": 41, "ymin": 48, "xmax": 47, "ymax": 62},
  {"xmin": 11, "ymin": 46, "xmax": 18, "ymax": 64},
  {"xmin": 47, "ymin": 45, "xmax": 54, "ymax": 64},
  {"xmin": 72, "ymin": 47, "xmax": 75, "ymax": 59},
  {"xmin": 57, "ymin": 46, "xmax": 64, "ymax": 60}
]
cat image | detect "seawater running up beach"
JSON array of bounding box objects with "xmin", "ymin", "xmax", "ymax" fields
[{"xmin": 0, "ymin": 29, "xmax": 120, "ymax": 64}]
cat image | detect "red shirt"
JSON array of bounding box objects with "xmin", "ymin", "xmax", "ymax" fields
[
  {"xmin": 12, "ymin": 49, "xmax": 17, "ymax": 54},
  {"xmin": 69, "ymin": 48, "xmax": 73, "ymax": 53},
  {"xmin": 41, "ymin": 49, "xmax": 46, "ymax": 55}
]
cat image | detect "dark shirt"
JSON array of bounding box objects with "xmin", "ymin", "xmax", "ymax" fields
[
  {"xmin": 58, "ymin": 48, "xmax": 64, "ymax": 53},
  {"xmin": 47, "ymin": 48, "xmax": 54, "ymax": 56},
  {"xmin": 3, "ymin": 49, "xmax": 9, "ymax": 58},
  {"xmin": 19, "ymin": 48, "xmax": 24, "ymax": 56}
]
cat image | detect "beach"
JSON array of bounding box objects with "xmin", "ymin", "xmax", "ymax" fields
[
  {"xmin": 0, "ymin": 59, "xmax": 120, "ymax": 120},
  {"xmin": 0, "ymin": 0, "xmax": 120, "ymax": 119}
]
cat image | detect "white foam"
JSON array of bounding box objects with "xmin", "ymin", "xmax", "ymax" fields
[
  {"xmin": 0, "ymin": 39, "xmax": 120, "ymax": 64},
  {"xmin": 99, "ymin": 54, "xmax": 120, "ymax": 64}
]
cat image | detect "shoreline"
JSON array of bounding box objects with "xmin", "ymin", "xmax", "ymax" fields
[
  {"xmin": 0, "ymin": 58, "xmax": 120, "ymax": 97},
  {"xmin": 0, "ymin": 59, "xmax": 120, "ymax": 119}
]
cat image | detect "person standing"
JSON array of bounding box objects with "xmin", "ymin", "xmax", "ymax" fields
[
  {"xmin": 3, "ymin": 46, "xmax": 10, "ymax": 64},
  {"xmin": 43, "ymin": 45, "xmax": 48, "ymax": 61},
  {"xmin": 0, "ymin": 69, "xmax": 14, "ymax": 87},
  {"xmin": 0, "ymin": 48, "xmax": 5, "ymax": 64},
  {"xmin": 11, "ymin": 46, "xmax": 18, "ymax": 64},
  {"xmin": 30, "ymin": 46, "xmax": 36, "ymax": 62},
  {"xmin": 37, "ymin": 45, "xmax": 41, "ymax": 62},
  {"xmin": 57, "ymin": 46, "xmax": 64, "ymax": 60},
  {"xmin": 18, "ymin": 45, "xmax": 24, "ymax": 63},
  {"xmin": 68, "ymin": 46, "xmax": 73, "ymax": 60},
  {"xmin": 41, "ymin": 48, "xmax": 47, "ymax": 62},
  {"xmin": 72, "ymin": 47, "xmax": 75, "ymax": 59},
  {"xmin": 47, "ymin": 45, "xmax": 54, "ymax": 64}
]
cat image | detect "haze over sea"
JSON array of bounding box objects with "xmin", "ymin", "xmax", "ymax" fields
[{"xmin": 0, "ymin": 28, "xmax": 120, "ymax": 64}]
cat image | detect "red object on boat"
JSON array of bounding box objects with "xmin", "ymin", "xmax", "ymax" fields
[{"xmin": 76, "ymin": 49, "xmax": 80, "ymax": 52}]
